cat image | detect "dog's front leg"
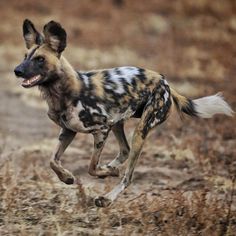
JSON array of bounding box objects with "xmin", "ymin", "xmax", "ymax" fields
[
  {"xmin": 50, "ymin": 128, "xmax": 76, "ymax": 184},
  {"xmin": 88, "ymin": 131, "xmax": 119, "ymax": 178}
]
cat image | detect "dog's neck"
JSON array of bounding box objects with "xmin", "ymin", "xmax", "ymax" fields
[{"xmin": 39, "ymin": 56, "xmax": 81, "ymax": 112}]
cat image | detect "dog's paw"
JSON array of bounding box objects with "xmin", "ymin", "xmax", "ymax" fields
[
  {"xmin": 50, "ymin": 161, "xmax": 75, "ymax": 185},
  {"xmin": 63, "ymin": 176, "xmax": 75, "ymax": 185},
  {"xmin": 94, "ymin": 196, "xmax": 112, "ymax": 207},
  {"xmin": 97, "ymin": 165, "xmax": 119, "ymax": 178},
  {"xmin": 58, "ymin": 171, "xmax": 75, "ymax": 185}
]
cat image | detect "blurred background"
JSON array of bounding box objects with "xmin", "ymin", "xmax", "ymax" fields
[{"xmin": 0, "ymin": 0, "xmax": 235, "ymax": 235}]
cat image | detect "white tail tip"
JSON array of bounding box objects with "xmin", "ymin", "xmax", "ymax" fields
[{"xmin": 193, "ymin": 93, "xmax": 234, "ymax": 118}]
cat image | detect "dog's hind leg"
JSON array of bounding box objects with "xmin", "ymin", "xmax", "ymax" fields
[
  {"xmin": 95, "ymin": 122, "xmax": 147, "ymax": 207},
  {"xmin": 50, "ymin": 128, "xmax": 76, "ymax": 185},
  {"xmin": 95, "ymin": 79, "xmax": 172, "ymax": 207}
]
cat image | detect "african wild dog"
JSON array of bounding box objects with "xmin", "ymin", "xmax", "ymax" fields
[{"xmin": 14, "ymin": 19, "xmax": 234, "ymax": 207}]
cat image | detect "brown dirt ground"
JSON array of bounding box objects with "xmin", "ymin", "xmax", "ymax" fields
[{"xmin": 0, "ymin": 0, "xmax": 235, "ymax": 235}]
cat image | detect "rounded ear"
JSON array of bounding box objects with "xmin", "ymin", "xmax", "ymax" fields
[
  {"xmin": 43, "ymin": 21, "xmax": 67, "ymax": 54},
  {"xmin": 23, "ymin": 19, "xmax": 43, "ymax": 49}
]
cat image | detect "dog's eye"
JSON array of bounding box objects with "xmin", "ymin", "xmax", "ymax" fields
[{"xmin": 35, "ymin": 56, "xmax": 45, "ymax": 63}]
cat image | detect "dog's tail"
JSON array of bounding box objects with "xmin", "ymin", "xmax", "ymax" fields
[{"xmin": 170, "ymin": 88, "xmax": 234, "ymax": 119}]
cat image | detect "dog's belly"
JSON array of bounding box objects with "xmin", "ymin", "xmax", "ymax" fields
[
  {"xmin": 60, "ymin": 106, "xmax": 109, "ymax": 133},
  {"xmin": 60, "ymin": 98, "xmax": 144, "ymax": 133}
]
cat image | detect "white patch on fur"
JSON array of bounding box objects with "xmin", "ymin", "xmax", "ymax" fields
[
  {"xmin": 106, "ymin": 66, "xmax": 141, "ymax": 94},
  {"xmin": 88, "ymin": 106, "xmax": 99, "ymax": 114},
  {"xmin": 115, "ymin": 79, "xmax": 125, "ymax": 94},
  {"xmin": 109, "ymin": 67, "xmax": 139, "ymax": 85},
  {"xmin": 81, "ymin": 74, "xmax": 90, "ymax": 87},
  {"xmin": 119, "ymin": 67, "xmax": 140, "ymax": 83},
  {"xmin": 163, "ymin": 79, "xmax": 169, "ymax": 85},
  {"xmin": 193, "ymin": 93, "xmax": 234, "ymax": 118},
  {"xmin": 104, "ymin": 84, "xmax": 113, "ymax": 90},
  {"xmin": 164, "ymin": 91, "xmax": 169, "ymax": 102},
  {"xmin": 77, "ymin": 101, "xmax": 84, "ymax": 111},
  {"xmin": 108, "ymin": 70, "xmax": 124, "ymax": 94},
  {"xmin": 97, "ymin": 104, "xmax": 108, "ymax": 116}
]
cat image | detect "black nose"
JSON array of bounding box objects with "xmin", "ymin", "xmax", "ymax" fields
[{"xmin": 14, "ymin": 66, "xmax": 24, "ymax": 77}]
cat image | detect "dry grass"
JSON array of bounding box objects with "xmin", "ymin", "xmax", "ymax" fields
[{"xmin": 0, "ymin": 137, "xmax": 235, "ymax": 235}]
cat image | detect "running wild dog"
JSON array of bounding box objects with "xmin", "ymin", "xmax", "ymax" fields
[{"xmin": 14, "ymin": 19, "xmax": 234, "ymax": 207}]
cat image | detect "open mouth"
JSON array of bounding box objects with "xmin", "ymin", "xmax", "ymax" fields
[{"xmin": 21, "ymin": 75, "xmax": 42, "ymax": 88}]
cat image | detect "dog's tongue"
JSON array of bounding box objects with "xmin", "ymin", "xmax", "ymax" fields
[{"xmin": 22, "ymin": 75, "xmax": 41, "ymax": 87}]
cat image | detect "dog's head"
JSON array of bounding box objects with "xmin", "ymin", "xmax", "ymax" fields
[{"xmin": 14, "ymin": 19, "xmax": 67, "ymax": 88}]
